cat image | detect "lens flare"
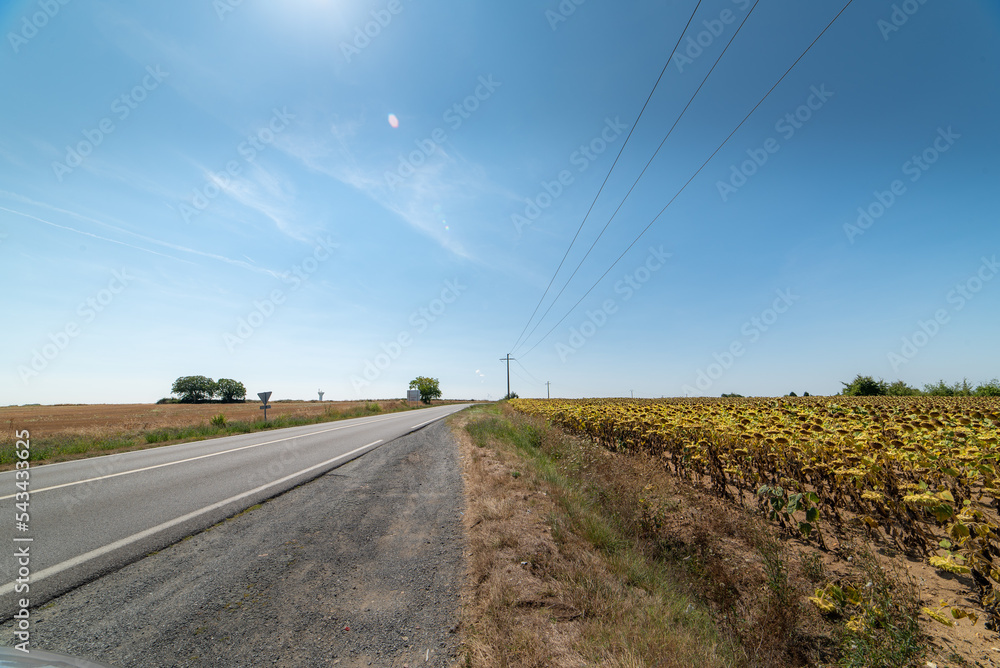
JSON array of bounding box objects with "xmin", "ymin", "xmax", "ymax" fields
[{"xmin": 387, "ymin": 113, "xmax": 399, "ymax": 128}]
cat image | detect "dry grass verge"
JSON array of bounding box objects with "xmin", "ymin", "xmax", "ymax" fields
[{"xmin": 451, "ymin": 404, "xmax": 930, "ymax": 667}]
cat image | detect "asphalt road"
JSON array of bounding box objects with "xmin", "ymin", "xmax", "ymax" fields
[
  {"xmin": 0, "ymin": 404, "xmax": 470, "ymax": 620},
  {"xmin": 1, "ymin": 417, "xmax": 468, "ymax": 667}
]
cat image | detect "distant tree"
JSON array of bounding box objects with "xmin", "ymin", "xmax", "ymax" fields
[
  {"xmin": 788, "ymin": 391, "xmax": 798, "ymax": 397},
  {"xmin": 921, "ymin": 378, "xmax": 993, "ymax": 396},
  {"xmin": 409, "ymin": 376, "xmax": 442, "ymax": 404},
  {"xmin": 885, "ymin": 380, "xmax": 921, "ymax": 396},
  {"xmin": 502, "ymin": 392, "xmax": 519, "ymax": 400},
  {"xmin": 923, "ymin": 379, "xmax": 953, "ymax": 396},
  {"xmin": 803, "ymin": 392, "xmax": 811, "ymax": 397},
  {"xmin": 721, "ymin": 393, "xmax": 743, "ymax": 398},
  {"xmin": 923, "ymin": 379, "xmax": 975, "ymax": 396},
  {"xmin": 216, "ymin": 378, "xmax": 246, "ymax": 403},
  {"xmin": 171, "ymin": 375, "xmax": 217, "ymax": 402},
  {"xmin": 841, "ymin": 375, "xmax": 887, "ymax": 396},
  {"xmin": 975, "ymin": 379, "xmax": 1000, "ymax": 397}
]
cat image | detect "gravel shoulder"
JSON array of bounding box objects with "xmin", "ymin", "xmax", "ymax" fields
[{"xmin": 2, "ymin": 419, "xmax": 466, "ymax": 667}]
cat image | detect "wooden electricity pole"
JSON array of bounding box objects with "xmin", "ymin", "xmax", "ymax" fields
[{"xmin": 500, "ymin": 354, "xmax": 514, "ymax": 398}]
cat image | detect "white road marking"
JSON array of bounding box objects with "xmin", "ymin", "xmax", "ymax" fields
[
  {"xmin": 410, "ymin": 416, "xmax": 442, "ymax": 429},
  {"xmin": 0, "ymin": 440, "xmax": 384, "ymax": 596}
]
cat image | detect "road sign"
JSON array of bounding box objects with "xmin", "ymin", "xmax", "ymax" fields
[
  {"xmin": 258, "ymin": 391, "xmax": 272, "ymax": 420},
  {"xmin": 407, "ymin": 389, "xmax": 420, "ymax": 403}
]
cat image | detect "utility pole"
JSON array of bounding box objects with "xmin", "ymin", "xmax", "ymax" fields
[
  {"xmin": 499, "ymin": 354, "xmax": 514, "ymax": 398},
  {"xmin": 546, "ymin": 381, "xmax": 551, "ymax": 399}
]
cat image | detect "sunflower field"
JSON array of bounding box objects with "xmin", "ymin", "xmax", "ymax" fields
[{"xmin": 508, "ymin": 396, "xmax": 1000, "ymax": 628}]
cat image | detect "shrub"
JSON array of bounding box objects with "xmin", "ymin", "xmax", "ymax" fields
[
  {"xmin": 885, "ymin": 380, "xmax": 921, "ymax": 396},
  {"xmin": 975, "ymin": 379, "xmax": 1000, "ymax": 397},
  {"xmin": 841, "ymin": 375, "xmax": 887, "ymax": 396}
]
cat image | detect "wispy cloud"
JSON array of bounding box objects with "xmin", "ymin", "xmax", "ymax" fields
[
  {"xmin": 0, "ymin": 205, "xmax": 186, "ymax": 262},
  {"xmin": 83, "ymin": 6, "xmax": 313, "ymax": 245},
  {"xmin": 213, "ymin": 162, "xmax": 309, "ymax": 242},
  {"xmin": 275, "ymin": 121, "xmax": 508, "ymax": 260},
  {"xmin": 0, "ymin": 191, "xmax": 284, "ymax": 277}
]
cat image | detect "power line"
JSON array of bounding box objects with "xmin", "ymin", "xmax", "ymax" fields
[
  {"xmin": 514, "ymin": 359, "xmax": 544, "ymax": 385},
  {"xmin": 513, "ymin": 0, "xmax": 762, "ymax": 355},
  {"xmin": 510, "ymin": 0, "xmax": 706, "ymax": 354},
  {"xmin": 519, "ymin": 0, "xmax": 854, "ymax": 357},
  {"xmin": 517, "ymin": 0, "xmax": 856, "ymax": 359},
  {"xmin": 510, "ymin": 368, "xmax": 535, "ymax": 388}
]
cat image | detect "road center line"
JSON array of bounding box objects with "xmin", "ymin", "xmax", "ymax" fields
[{"xmin": 0, "ymin": 439, "xmax": 384, "ymax": 597}]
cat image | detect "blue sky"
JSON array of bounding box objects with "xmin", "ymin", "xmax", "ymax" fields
[{"xmin": 2, "ymin": 0, "xmax": 998, "ymax": 404}]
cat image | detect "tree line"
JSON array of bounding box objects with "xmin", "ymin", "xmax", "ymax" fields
[
  {"xmin": 839, "ymin": 375, "xmax": 1000, "ymax": 397},
  {"xmin": 166, "ymin": 376, "xmax": 247, "ymax": 403},
  {"xmin": 162, "ymin": 375, "xmax": 443, "ymax": 404}
]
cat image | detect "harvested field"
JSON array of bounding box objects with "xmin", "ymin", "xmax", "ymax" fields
[{"xmin": 1, "ymin": 401, "xmax": 390, "ymax": 438}]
